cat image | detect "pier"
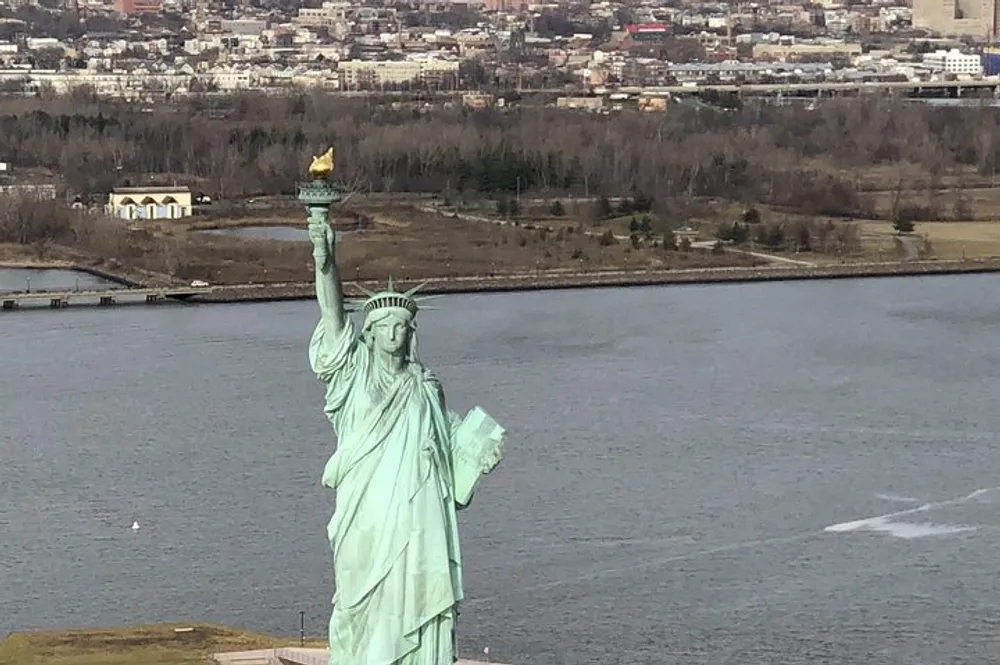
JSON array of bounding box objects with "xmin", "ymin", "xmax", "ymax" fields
[{"xmin": 0, "ymin": 285, "xmax": 215, "ymax": 310}]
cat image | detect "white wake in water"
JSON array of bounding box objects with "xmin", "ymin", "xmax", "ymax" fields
[
  {"xmin": 874, "ymin": 492, "xmax": 920, "ymax": 504},
  {"xmin": 824, "ymin": 487, "xmax": 998, "ymax": 540},
  {"xmin": 469, "ymin": 487, "xmax": 1000, "ymax": 606},
  {"xmin": 825, "ymin": 516, "xmax": 975, "ymax": 539}
]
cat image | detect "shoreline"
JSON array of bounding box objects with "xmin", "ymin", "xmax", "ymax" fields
[
  {"xmin": 198, "ymin": 258, "xmax": 1000, "ymax": 303},
  {"xmin": 4, "ymin": 258, "xmax": 1000, "ymax": 303}
]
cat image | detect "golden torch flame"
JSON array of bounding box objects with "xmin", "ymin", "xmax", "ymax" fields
[{"xmin": 308, "ymin": 148, "xmax": 334, "ymax": 180}]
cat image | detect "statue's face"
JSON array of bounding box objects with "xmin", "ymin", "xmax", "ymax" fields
[{"xmin": 371, "ymin": 315, "xmax": 410, "ymax": 356}]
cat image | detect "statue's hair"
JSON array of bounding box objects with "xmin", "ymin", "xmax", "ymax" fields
[{"xmin": 361, "ymin": 309, "xmax": 419, "ymax": 363}]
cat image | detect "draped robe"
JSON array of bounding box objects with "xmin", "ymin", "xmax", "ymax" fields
[{"xmin": 309, "ymin": 317, "xmax": 464, "ymax": 665}]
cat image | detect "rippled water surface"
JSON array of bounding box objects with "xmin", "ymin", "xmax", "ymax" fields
[{"xmin": 2, "ymin": 273, "xmax": 1000, "ymax": 665}]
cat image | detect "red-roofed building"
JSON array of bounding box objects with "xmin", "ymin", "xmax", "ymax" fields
[{"xmin": 625, "ymin": 23, "xmax": 670, "ymax": 39}]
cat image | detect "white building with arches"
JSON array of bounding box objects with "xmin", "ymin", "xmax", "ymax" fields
[{"xmin": 105, "ymin": 186, "xmax": 193, "ymax": 220}]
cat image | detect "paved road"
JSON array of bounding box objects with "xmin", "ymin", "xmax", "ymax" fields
[{"xmin": 735, "ymin": 248, "xmax": 817, "ymax": 267}]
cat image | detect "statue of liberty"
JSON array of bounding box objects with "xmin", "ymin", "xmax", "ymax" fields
[{"xmin": 301, "ymin": 149, "xmax": 505, "ymax": 665}]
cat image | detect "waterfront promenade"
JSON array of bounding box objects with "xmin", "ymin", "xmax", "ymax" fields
[
  {"xmin": 200, "ymin": 257, "xmax": 1000, "ymax": 303},
  {"xmin": 4, "ymin": 258, "xmax": 1000, "ymax": 311}
]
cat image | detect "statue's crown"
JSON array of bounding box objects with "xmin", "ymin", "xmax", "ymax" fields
[
  {"xmin": 363, "ymin": 290, "xmax": 419, "ymax": 317},
  {"xmin": 357, "ymin": 277, "xmax": 432, "ymax": 319}
]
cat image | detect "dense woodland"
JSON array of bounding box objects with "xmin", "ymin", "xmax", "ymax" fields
[{"xmin": 1, "ymin": 93, "xmax": 999, "ymax": 219}]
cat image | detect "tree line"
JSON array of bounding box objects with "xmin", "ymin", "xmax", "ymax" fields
[{"xmin": 1, "ymin": 92, "xmax": 998, "ymax": 217}]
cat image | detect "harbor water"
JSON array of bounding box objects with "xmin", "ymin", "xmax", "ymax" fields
[{"xmin": 2, "ymin": 270, "xmax": 1000, "ymax": 664}]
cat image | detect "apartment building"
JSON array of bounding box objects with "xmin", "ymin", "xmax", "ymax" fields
[
  {"xmin": 116, "ymin": 0, "xmax": 163, "ymax": 13},
  {"xmin": 922, "ymin": 48, "xmax": 984, "ymax": 74},
  {"xmin": 295, "ymin": 2, "xmax": 351, "ymax": 29},
  {"xmin": 337, "ymin": 59, "xmax": 458, "ymax": 89}
]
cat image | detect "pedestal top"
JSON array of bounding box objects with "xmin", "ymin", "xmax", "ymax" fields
[{"xmin": 213, "ymin": 647, "xmax": 508, "ymax": 665}]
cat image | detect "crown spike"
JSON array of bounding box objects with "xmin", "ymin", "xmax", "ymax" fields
[
  {"xmin": 359, "ymin": 277, "xmax": 445, "ymax": 319},
  {"xmin": 403, "ymin": 280, "xmax": 431, "ymax": 298},
  {"xmin": 352, "ymin": 283, "xmax": 379, "ymax": 298}
]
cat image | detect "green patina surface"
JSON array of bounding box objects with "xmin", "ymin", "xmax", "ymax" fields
[{"xmin": 300, "ymin": 157, "xmax": 505, "ymax": 665}]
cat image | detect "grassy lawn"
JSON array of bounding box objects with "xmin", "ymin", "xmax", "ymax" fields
[{"xmin": 0, "ymin": 624, "xmax": 325, "ymax": 665}]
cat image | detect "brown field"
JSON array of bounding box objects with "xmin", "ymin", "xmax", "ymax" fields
[
  {"xmin": 187, "ymin": 205, "xmax": 760, "ymax": 285},
  {"xmin": 0, "ymin": 204, "xmax": 761, "ymax": 287},
  {"xmin": 857, "ymin": 186, "xmax": 1000, "ymax": 222},
  {"xmin": 12, "ymin": 193, "xmax": 1000, "ymax": 288},
  {"xmin": 0, "ymin": 244, "xmax": 76, "ymax": 267},
  {"xmin": 858, "ymin": 221, "xmax": 1000, "ymax": 260},
  {"xmin": 0, "ymin": 623, "xmax": 325, "ymax": 665}
]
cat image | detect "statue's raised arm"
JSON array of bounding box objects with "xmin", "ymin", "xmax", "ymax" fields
[
  {"xmin": 308, "ymin": 216, "xmax": 345, "ymax": 331},
  {"xmin": 301, "ymin": 148, "xmax": 346, "ymax": 332}
]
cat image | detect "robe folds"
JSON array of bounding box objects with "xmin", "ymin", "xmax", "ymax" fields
[{"xmin": 309, "ymin": 317, "xmax": 464, "ymax": 665}]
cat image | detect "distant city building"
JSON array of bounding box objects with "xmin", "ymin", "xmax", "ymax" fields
[
  {"xmin": 482, "ymin": 0, "xmax": 526, "ymax": 11},
  {"xmin": 294, "ymin": 2, "xmax": 351, "ymax": 29},
  {"xmin": 752, "ymin": 42, "xmax": 862, "ymax": 62},
  {"xmin": 105, "ymin": 187, "xmax": 192, "ymax": 220},
  {"xmin": 116, "ymin": 0, "xmax": 163, "ymax": 14},
  {"xmin": 555, "ymin": 96, "xmax": 605, "ymax": 111},
  {"xmin": 922, "ymin": 49, "xmax": 984, "ymax": 75},
  {"xmin": 912, "ymin": 0, "xmax": 999, "ymax": 38},
  {"xmin": 983, "ymin": 46, "xmax": 1000, "ymax": 74},
  {"xmin": 337, "ymin": 59, "xmax": 458, "ymax": 90},
  {"xmin": 624, "ymin": 23, "xmax": 670, "ymax": 41},
  {"xmin": 221, "ymin": 19, "xmax": 267, "ymax": 35},
  {"xmin": 462, "ymin": 92, "xmax": 494, "ymax": 109}
]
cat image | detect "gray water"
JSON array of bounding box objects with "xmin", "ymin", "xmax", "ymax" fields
[
  {"xmin": 0, "ymin": 268, "xmax": 121, "ymax": 294},
  {"xmin": 200, "ymin": 226, "xmax": 311, "ymax": 241},
  {"xmin": 2, "ymin": 272, "xmax": 1000, "ymax": 665}
]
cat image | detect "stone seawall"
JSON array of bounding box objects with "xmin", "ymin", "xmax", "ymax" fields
[{"xmin": 195, "ymin": 259, "xmax": 1000, "ymax": 304}]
